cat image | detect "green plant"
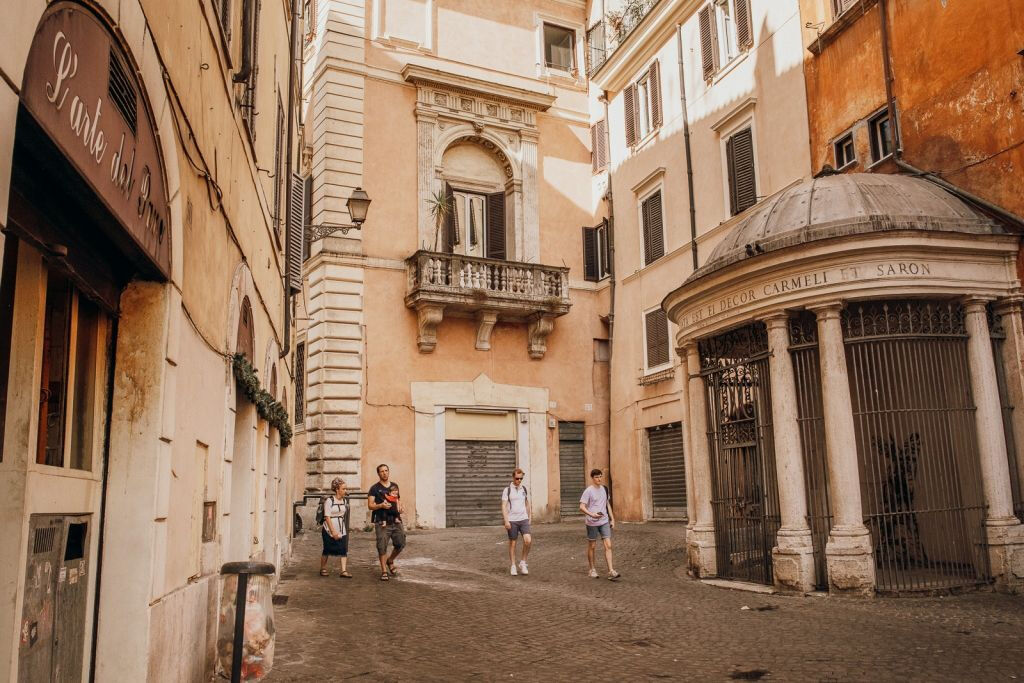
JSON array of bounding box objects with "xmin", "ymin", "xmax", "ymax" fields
[
  {"xmin": 426, "ymin": 189, "xmax": 453, "ymax": 251},
  {"xmin": 232, "ymin": 353, "xmax": 293, "ymax": 446}
]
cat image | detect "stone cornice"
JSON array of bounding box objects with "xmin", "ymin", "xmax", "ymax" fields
[{"xmin": 402, "ymin": 64, "xmax": 557, "ymax": 111}]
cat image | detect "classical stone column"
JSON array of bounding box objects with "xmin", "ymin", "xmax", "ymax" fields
[
  {"xmin": 762, "ymin": 313, "xmax": 816, "ymax": 592},
  {"xmin": 964, "ymin": 298, "xmax": 1024, "ymax": 591},
  {"xmin": 811, "ymin": 302, "xmax": 875, "ymax": 595},
  {"xmin": 675, "ymin": 346, "xmax": 696, "ymax": 531},
  {"xmin": 683, "ymin": 342, "xmax": 716, "ymax": 578},
  {"xmin": 994, "ymin": 297, "xmax": 1024, "ymax": 519}
]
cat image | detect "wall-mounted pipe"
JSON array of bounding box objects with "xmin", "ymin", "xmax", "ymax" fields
[
  {"xmin": 232, "ymin": 0, "xmax": 256, "ymax": 84},
  {"xmin": 677, "ymin": 24, "xmax": 699, "ymax": 271}
]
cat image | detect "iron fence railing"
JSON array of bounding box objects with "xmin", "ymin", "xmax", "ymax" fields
[{"xmin": 586, "ymin": 0, "xmax": 661, "ymax": 76}]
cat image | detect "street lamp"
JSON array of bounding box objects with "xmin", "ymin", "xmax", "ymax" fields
[{"xmin": 308, "ymin": 187, "xmax": 372, "ymax": 240}]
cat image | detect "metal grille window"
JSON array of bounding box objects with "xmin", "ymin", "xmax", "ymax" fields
[
  {"xmin": 644, "ymin": 308, "xmax": 670, "ymax": 370},
  {"xmin": 641, "ymin": 190, "xmax": 664, "ymax": 266},
  {"xmin": 294, "ymin": 341, "xmax": 305, "ymax": 424},
  {"xmin": 726, "ymin": 127, "xmax": 757, "ymax": 216},
  {"xmin": 700, "ymin": 322, "xmax": 780, "ymax": 585},
  {"xmin": 842, "ymin": 300, "xmax": 991, "ymax": 592}
]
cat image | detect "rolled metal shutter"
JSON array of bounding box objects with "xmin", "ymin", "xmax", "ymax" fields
[
  {"xmin": 558, "ymin": 422, "xmax": 585, "ymax": 518},
  {"xmin": 648, "ymin": 423, "xmax": 686, "ymax": 518},
  {"xmin": 445, "ymin": 440, "xmax": 516, "ymax": 527}
]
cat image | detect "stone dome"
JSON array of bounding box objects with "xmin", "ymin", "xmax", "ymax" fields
[{"xmin": 688, "ymin": 173, "xmax": 1003, "ymax": 283}]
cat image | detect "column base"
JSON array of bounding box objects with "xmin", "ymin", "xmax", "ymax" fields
[
  {"xmin": 772, "ymin": 528, "xmax": 816, "ymax": 593},
  {"xmin": 686, "ymin": 525, "xmax": 717, "ymax": 578},
  {"xmin": 985, "ymin": 517, "xmax": 1024, "ymax": 593},
  {"xmin": 825, "ymin": 525, "xmax": 875, "ymax": 596}
]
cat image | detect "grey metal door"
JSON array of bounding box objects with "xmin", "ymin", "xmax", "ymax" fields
[
  {"xmin": 558, "ymin": 422, "xmax": 585, "ymax": 518},
  {"xmin": 701, "ymin": 323, "xmax": 781, "ymax": 586},
  {"xmin": 647, "ymin": 423, "xmax": 687, "ymax": 519},
  {"xmin": 445, "ymin": 440, "xmax": 516, "ymax": 527},
  {"xmin": 54, "ymin": 516, "xmax": 90, "ymax": 682}
]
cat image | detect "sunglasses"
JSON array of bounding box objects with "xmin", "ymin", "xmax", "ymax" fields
[{"xmin": 513, "ymin": 477, "xmax": 523, "ymax": 481}]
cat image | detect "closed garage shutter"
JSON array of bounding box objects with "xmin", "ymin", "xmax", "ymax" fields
[
  {"xmin": 445, "ymin": 440, "xmax": 516, "ymax": 527},
  {"xmin": 559, "ymin": 422, "xmax": 585, "ymax": 518},
  {"xmin": 648, "ymin": 423, "xmax": 686, "ymax": 519}
]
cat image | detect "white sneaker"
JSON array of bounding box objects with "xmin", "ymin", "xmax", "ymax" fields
[
  {"xmin": 588, "ymin": 568, "xmax": 599, "ymax": 578},
  {"xmin": 510, "ymin": 564, "xmax": 517, "ymax": 576},
  {"xmin": 519, "ymin": 561, "xmax": 529, "ymax": 575}
]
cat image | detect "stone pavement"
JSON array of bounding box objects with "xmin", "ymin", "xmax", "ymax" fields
[{"xmin": 267, "ymin": 522, "xmax": 1024, "ymax": 682}]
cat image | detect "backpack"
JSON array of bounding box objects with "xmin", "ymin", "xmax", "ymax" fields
[
  {"xmin": 315, "ymin": 496, "xmax": 327, "ymax": 526},
  {"xmin": 503, "ymin": 484, "xmax": 528, "ymax": 509}
]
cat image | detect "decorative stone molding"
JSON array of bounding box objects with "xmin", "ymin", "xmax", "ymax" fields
[
  {"xmin": 416, "ymin": 303, "xmax": 445, "ymax": 353},
  {"xmin": 475, "ymin": 310, "xmax": 498, "ymax": 351},
  {"xmin": 527, "ymin": 315, "xmax": 556, "ymax": 359}
]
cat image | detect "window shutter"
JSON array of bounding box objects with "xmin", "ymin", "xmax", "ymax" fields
[
  {"xmin": 645, "ymin": 309, "xmax": 669, "ymax": 368},
  {"xmin": 597, "ymin": 119, "xmax": 608, "ymax": 169},
  {"xmin": 623, "ymin": 84, "xmax": 637, "ymax": 147},
  {"xmin": 698, "ymin": 5, "xmax": 718, "ymax": 80},
  {"xmin": 273, "ymin": 97, "xmax": 284, "ymax": 238},
  {"xmin": 642, "ymin": 191, "xmax": 664, "ymax": 266},
  {"xmin": 649, "ymin": 60, "xmax": 662, "ymax": 128},
  {"xmin": 286, "ymin": 172, "xmax": 306, "ymax": 293},
  {"xmin": 735, "ymin": 0, "xmax": 753, "ymax": 49},
  {"xmin": 598, "ymin": 219, "xmax": 611, "ymax": 276},
  {"xmin": 486, "ymin": 191, "xmax": 506, "ymax": 259},
  {"xmin": 728, "ymin": 128, "xmax": 757, "ymax": 215},
  {"xmin": 583, "ymin": 227, "xmax": 598, "ymax": 281},
  {"xmin": 444, "ymin": 183, "xmax": 458, "ymax": 252},
  {"xmin": 294, "ymin": 341, "xmax": 306, "ymax": 423},
  {"xmin": 591, "ymin": 124, "xmax": 600, "ymax": 172},
  {"xmin": 302, "ymin": 174, "xmax": 312, "ymax": 261}
]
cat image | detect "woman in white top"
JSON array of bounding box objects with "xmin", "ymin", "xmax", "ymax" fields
[{"xmin": 320, "ymin": 477, "xmax": 352, "ymax": 578}]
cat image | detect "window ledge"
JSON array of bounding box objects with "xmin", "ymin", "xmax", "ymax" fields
[
  {"xmin": 639, "ymin": 366, "xmax": 675, "ymax": 385},
  {"xmin": 709, "ymin": 50, "xmax": 750, "ymax": 86},
  {"xmin": 807, "ymin": 0, "xmax": 880, "ymax": 56},
  {"xmin": 865, "ymin": 152, "xmax": 894, "ymax": 171}
]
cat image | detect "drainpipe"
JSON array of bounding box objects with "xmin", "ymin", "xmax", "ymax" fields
[
  {"xmin": 231, "ymin": 0, "xmax": 256, "ymax": 84},
  {"xmin": 602, "ymin": 93, "xmax": 615, "ymax": 351},
  {"xmin": 280, "ymin": 0, "xmax": 301, "ymax": 360},
  {"xmin": 878, "ymin": 0, "xmax": 1024, "ymax": 229},
  {"xmin": 676, "ymin": 24, "xmax": 699, "ymax": 271}
]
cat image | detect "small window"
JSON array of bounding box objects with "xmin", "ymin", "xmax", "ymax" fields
[
  {"xmin": 294, "ymin": 341, "xmax": 306, "ymax": 424},
  {"xmin": 641, "ymin": 190, "xmax": 665, "ymax": 266},
  {"xmin": 869, "ymin": 110, "xmax": 894, "ymax": 163},
  {"xmin": 583, "ymin": 221, "xmax": 611, "ymax": 282},
  {"xmin": 699, "ymin": 0, "xmax": 753, "ymax": 79},
  {"xmin": 831, "ymin": 0, "xmax": 858, "ymax": 18},
  {"xmin": 623, "ymin": 61, "xmax": 662, "ymax": 147},
  {"xmin": 644, "ymin": 308, "xmax": 670, "ymax": 371},
  {"xmin": 834, "ymin": 132, "xmax": 855, "ymax": 169},
  {"xmin": 726, "ymin": 126, "xmax": 757, "ymax": 216},
  {"xmin": 544, "ymin": 23, "xmax": 576, "ymax": 73}
]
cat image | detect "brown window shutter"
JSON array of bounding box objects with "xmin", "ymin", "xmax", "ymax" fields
[
  {"xmin": 486, "ymin": 191, "xmax": 506, "ymax": 259},
  {"xmin": 728, "ymin": 128, "xmax": 757, "ymax": 215},
  {"xmin": 591, "ymin": 124, "xmax": 600, "ymax": 172},
  {"xmin": 286, "ymin": 173, "xmax": 306, "ymax": 293},
  {"xmin": 623, "ymin": 84, "xmax": 637, "ymax": 147},
  {"xmin": 597, "ymin": 119, "xmax": 608, "ymax": 169},
  {"xmin": 302, "ymin": 174, "xmax": 312, "ymax": 262},
  {"xmin": 294, "ymin": 341, "xmax": 306, "ymax": 423},
  {"xmin": 583, "ymin": 227, "xmax": 599, "ymax": 281},
  {"xmin": 643, "ymin": 191, "xmax": 665, "ymax": 266},
  {"xmin": 698, "ymin": 5, "xmax": 719, "ymax": 80},
  {"xmin": 649, "ymin": 60, "xmax": 662, "ymax": 128},
  {"xmin": 645, "ymin": 309, "xmax": 669, "ymax": 368},
  {"xmin": 444, "ymin": 183, "xmax": 458, "ymax": 252},
  {"xmin": 735, "ymin": 0, "xmax": 753, "ymax": 49}
]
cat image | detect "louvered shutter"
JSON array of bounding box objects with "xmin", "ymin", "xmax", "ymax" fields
[
  {"xmin": 597, "ymin": 119, "xmax": 608, "ymax": 169},
  {"xmin": 273, "ymin": 98, "xmax": 284, "ymax": 238},
  {"xmin": 444, "ymin": 183, "xmax": 458, "ymax": 252},
  {"xmin": 642, "ymin": 191, "xmax": 664, "ymax": 266},
  {"xmin": 649, "ymin": 60, "xmax": 662, "ymax": 128},
  {"xmin": 583, "ymin": 227, "xmax": 598, "ymax": 281},
  {"xmin": 286, "ymin": 172, "xmax": 306, "ymax": 293},
  {"xmin": 727, "ymin": 128, "xmax": 757, "ymax": 215},
  {"xmin": 623, "ymin": 84, "xmax": 637, "ymax": 147},
  {"xmin": 302, "ymin": 174, "xmax": 312, "ymax": 261},
  {"xmin": 735, "ymin": 0, "xmax": 753, "ymax": 49},
  {"xmin": 698, "ymin": 5, "xmax": 719, "ymax": 80},
  {"xmin": 486, "ymin": 191, "xmax": 506, "ymax": 259},
  {"xmin": 591, "ymin": 124, "xmax": 600, "ymax": 172},
  {"xmin": 645, "ymin": 309, "xmax": 669, "ymax": 368}
]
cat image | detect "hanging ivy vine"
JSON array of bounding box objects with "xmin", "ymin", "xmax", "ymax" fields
[{"xmin": 232, "ymin": 353, "xmax": 293, "ymax": 447}]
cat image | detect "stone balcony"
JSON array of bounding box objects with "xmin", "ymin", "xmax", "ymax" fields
[{"xmin": 405, "ymin": 250, "xmax": 572, "ymax": 358}]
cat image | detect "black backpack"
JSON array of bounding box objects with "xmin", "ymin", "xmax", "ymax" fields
[{"xmin": 315, "ymin": 496, "xmax": 327, "ymax": 526}]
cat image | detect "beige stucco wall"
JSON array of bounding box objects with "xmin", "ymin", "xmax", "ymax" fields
[
  {"xmin": 591, "ymin": 0, "xmax": 812, "ymax": 520},
  {"xmin": 0, "ymin": 0, "xmax": 299, "ymax": 679}
]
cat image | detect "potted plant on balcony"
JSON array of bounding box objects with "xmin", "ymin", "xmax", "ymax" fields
[{"xmin": 426, "ymin": 189, "xmax": 453, "ymax": 252}]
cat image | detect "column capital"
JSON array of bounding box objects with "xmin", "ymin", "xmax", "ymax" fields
[
  {"xmin": 993, "ymin": 295, "xmax": 1024, "ymax": 315},
  {"xmin": 961, "ymin": 295, "xmax": 996, "ymax": 313},
  {"xmin": 807, "ymin": 301, "xmax": 844, "ymax": 318},
  {"xmin": 760, "ymin": 310, "xmax": 791, "ymax": 328}
]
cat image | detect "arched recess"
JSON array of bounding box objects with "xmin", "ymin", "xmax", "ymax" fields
[{"xmin": 437, "ymin": 139, "xmax": 511, "ymax": 259}]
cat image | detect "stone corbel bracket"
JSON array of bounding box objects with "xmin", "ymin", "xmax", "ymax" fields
[
  {"xmin": 416, "ymin": 303, "xmax": 445, "ymax": 352},
  {"xmin": 527, "ymin": 314, "xmax": 556, "ymax": 359},
  {"xmin": 475, "ymin": 310, "xmax": 499, "ymax": 351}
]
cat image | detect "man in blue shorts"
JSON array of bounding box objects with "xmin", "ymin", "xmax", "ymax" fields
[
  {"xmin": 501, "ymin": 468, "xmax": 532, "ymax": 576},
  {"xmin": 579, "ymin": 468, "xmax": 620, "ymax": 580}
]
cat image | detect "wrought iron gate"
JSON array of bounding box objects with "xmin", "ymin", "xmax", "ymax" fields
[
  {"xmin": 789, "ymin": 312, "xmax": 832, "ymax": 590},
  {"xmin": 842, "ymin": 300, "xmax": 990, "ymax": 592},
  {"xmin": 700, "ymin": 323, "xmax": 781, "ymax": 585}
]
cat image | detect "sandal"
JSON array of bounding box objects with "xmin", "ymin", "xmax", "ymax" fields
[
  {"xmin": 380, "ymin": 573, "xmax": 390, "ymax": 581},
  {"xmin": 319, "ymin": 569, "xmax": 329, "ymax": 576},
  {"xmin": 339, "ymin": 571, "xmax": 352, "ymax": 579},
  {"xmin": 387, "ymin": 563, "xmax": 399, "ymax": 576}
]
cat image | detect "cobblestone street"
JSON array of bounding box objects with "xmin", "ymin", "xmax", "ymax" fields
[{"xmin": 268, "ymin": 522, "xmax": 1024, "ymax": 682}]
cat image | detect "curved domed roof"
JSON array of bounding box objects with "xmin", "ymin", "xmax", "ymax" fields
[{"xmin": 688, "ymin": 173, "xmax": 1003, "ymax": 283}]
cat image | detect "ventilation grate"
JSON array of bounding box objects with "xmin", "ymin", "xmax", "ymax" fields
[
  {"xmin": 33, "ymin": 526, "xmax": 57, "ymax": 554},
  {"xmin": 107, "ymin": 49, "xmax": 137, "ymax": 134}
]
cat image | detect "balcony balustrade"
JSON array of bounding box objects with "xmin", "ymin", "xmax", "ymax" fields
[
  {"xmin": 405, "ymin": 250, "xmax": 571, "ymax": 358},
  {"xmin": 586, "ymin": 0, "xmax": 661, "ymax": 75}
]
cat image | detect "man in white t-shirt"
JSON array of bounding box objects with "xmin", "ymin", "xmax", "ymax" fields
[{"xmin": 501, "ymin": 468, "xmax": 532, "ymax": 576}]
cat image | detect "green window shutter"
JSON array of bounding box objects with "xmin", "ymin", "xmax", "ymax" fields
[
  {"xmin": 486, "ymin": 191, "xmax": 506, "ymax": 259},
  {"xmin": 728, "ymin": 128, "xmax": 757, "ymax": 215},
  {"xmin": 642, "ymin": 191, "xmax": 664, "ymax": 266},
  {"xmin": 286, "ymin": 172, "xmax": 306, "ymax": 293},
  {"xmin": 645, "ymin": 309, "xmax": 669, "ymax": 368},
  {"xmin": 583, "ymin": 227, "xmax": 598, "ymax": 281}
]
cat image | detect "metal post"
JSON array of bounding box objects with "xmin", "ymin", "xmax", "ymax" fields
[{"xmin": 231, "ymin": 573, "xmax": 249, "ymax": 683}]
